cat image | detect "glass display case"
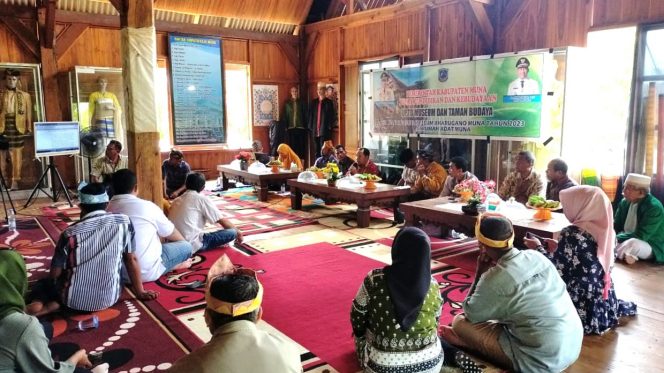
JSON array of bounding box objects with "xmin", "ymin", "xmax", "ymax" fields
[
  {"xmin": 68, "ymin": 67, "xmax": 126, "ymax": 182},
  {"xmin": 0, "ymin": 63, "xmax": 45, "ymax": 191}
]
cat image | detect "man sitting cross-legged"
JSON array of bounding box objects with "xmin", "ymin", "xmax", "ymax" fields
[
  {"xmin": 169, "ymin": 173, "xmax": 244, "ymax": 253},
  {"xmin": 27, "ymin": 182, "xmax": 157, "ymax": 317},
  {"xmin": 169, "ymin": 255, "xmax": 302, "ymax": 373},
  {"xmin": 107, "ymin": 169, "xmax": 193, "ymax": 283},
  {"xmin": 441, "ymin": 213, "xmax": 583, "ymax": 373}
]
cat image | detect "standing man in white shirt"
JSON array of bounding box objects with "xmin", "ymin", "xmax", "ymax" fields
[
  {"xmin": 107, "ymin": 169, "xmax": 192, "ymax": 282},
  {"xmin": 169, "ymin": 173, "xmax": 244, "ymax": 253},
  {"xmin": 506, "ymin": 57, "xmax": 540, "ymax": 96}
]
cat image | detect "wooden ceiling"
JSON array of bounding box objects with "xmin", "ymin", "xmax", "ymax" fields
[{"xmin": 153, "ymin": 0, "xmax": 314, "ymax": 25}]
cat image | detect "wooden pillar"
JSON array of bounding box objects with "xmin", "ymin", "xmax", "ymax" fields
[
  {"xmin": 37, "ymin": 1, "xmax": 62, "ymax": 122},
  {"xmin": 118, "ymin": 0, "xmax": 161, "ymax": 203}
]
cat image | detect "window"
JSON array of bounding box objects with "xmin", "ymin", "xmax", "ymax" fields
[
  {"xmin": 156, "ymin": 63, "xmax": 172, "ymax": 150},
  {"xmin": 631, "ymin": 25, "xmax": 664, "ymax": 175},
  {"xmin": 224, "ymin": 63, "xmax": 252, "ymax": 149}
]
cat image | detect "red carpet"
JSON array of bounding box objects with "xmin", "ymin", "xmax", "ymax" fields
[{"xmin": 6, "ymin": 218, "xmax": 192, "ymax": 372}]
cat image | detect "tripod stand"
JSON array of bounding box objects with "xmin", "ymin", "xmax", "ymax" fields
[
  {"xmin": 24, "ymin": 156, "xmax": 73, "ymax": 208},
  {"xmin": 0, "ymin": 167, "xmax": 16, "ymax": 223}
]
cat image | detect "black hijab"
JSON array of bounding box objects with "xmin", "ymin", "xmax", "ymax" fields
[{"xmin": 383, "ymin": 227, "xmax": 432, "ymax": 331}]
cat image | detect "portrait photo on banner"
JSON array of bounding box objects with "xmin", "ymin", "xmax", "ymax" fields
[{"xmin": 252, "ymin": 85, "xmax": 279, "ymax": 126}]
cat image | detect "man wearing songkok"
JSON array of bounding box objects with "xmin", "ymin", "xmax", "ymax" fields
[
  {"xmin": 170, "ymin": 173, "xmax": 243, "ymax": 253},
  {"xmin": 169, "ymin": 255, "xmax": 302, "ymax": 373},
  {"xmin": 440, "ymin": 214, "xmax": 582, "ymax": 372},
  {"xmin": 545, "ymin": 158, "xmax": 576, "ymax": 201},
  {"xmin": 614, "ymin": 173, "xmax": 664, "ymax": 264},
  {"xmin": 498, "ymin": 150, "xmax": 544, "ymax": 204},
  {"xmin": 411, "ymin": 149, "xmax": 448, "ymax": 199},
  {"xmin": 27, "ymin": 182, "xmax": 156, "ymax": 317}
]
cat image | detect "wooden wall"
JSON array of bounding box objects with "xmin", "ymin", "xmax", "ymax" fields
[
  {"xmin": 0, "ymin": 17, "xmax": 300, "ymax": 187},
  {"xmin": 305, "ymin": 0, "xmax": 664, "ymax": 155}
]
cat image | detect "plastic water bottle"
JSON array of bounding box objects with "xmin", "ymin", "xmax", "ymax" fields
[
  {"xmin": 485, "ymin": 193, "xmax": 502, "ymax": 212},
  {"xmin": 7, "ymin": 209, "xmax": 16, "ymax": 231},
  {"xmin": 290, "ymin": 163, "xmax": 298, "ymax": 172},
  {"xmin": 77, "ymin": 315, "xmax": 99, "ymax": 331},
  {"xmin": 280, "ymin": 183, "xmax": 286, "ymax": 193}
]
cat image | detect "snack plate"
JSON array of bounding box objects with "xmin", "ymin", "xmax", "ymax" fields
[{"xmin": 526, "ymin": 202, "xmax": 562, "ymax": 211}]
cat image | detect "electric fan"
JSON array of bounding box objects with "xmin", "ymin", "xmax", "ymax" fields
[{"xmin": 79, "ymin": 128, "xmax": 105, "ymax": 181}]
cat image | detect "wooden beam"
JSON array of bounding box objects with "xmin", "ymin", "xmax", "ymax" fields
[
  {"xmin": 424, "ymin": 5, "xmax": 431, "ymax": 62},
  {"xmin": 305, "ymin": 0, "xmax": 456, "ymax": 33},
  {"xmin": 39, "ymin": 0, "xmax": 57, "ymax": 49},
  {"xmin": 108, "ymin": 0, "xmax": 123, "ymax": 14},
  {"xmin": 0, "ymin": 5, "xmax": 35, "ymax": 19},
  {"xmin": 54, "ymin": 23, "xmax": 88, "ymax": 59},
  {"xmin": 349, "ymin": 0, "xmax": 356, "ymax": 15},
  {"xmin": 462, "ymin": 0, "xmax": 494, "ymax": 52},
  {"xmin": 501, "ymin": 0, "xmax": 528, "ymax": 34},
  {"xmin": 37, "ymin": 3, "xmax": 62, "ymax": 123},
  {"xmin": 120, "ymin": 0, "xmax": 162, "ymax": 204},
  {"xmin": 278, "ymin": 42, "xmax": 301, "ymax": 73},
  {"xmin": 356, "ymin": 0, "xmax": 368, "ymax": 11},
  {"xmin": 53, "ymin": 10, "xmax": 298, "ymax": 44},
  {"xmin": 0, "ymin": 16, "xmax": 39, "ymax": 59},
  {"xmin": 303, "ymin": 31, "xmax": 320, "ymax": 71}
]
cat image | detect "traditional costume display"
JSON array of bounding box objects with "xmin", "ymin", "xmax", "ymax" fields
[{"xmin": 0, "ymin": 69, "xmax": 32, "ymax": 189}]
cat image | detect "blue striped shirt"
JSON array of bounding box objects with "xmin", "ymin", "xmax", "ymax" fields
[{"xmin": 51, "ymin": 210, "xmax": 135, "ymax": 311}]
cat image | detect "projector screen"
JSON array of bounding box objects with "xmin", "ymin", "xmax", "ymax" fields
[{"xmin": 34, "ymin": 121, "xmax": 80, "ymax": 157}]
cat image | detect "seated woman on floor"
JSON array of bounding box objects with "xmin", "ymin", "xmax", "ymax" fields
[
  {"xmin": 350, "ymin": 227, "xmax": 444, "ymax": 373},
  {"xmin": 524, "ymin": 185, "xmax": 637, "ymax": 334},
  {"xmin": 0, "ymin": 248, "xmax": 96, "ymax": 372},
  {"xmin": 276, "ymin": 143, "xmax": 302, "ymax": 171}
]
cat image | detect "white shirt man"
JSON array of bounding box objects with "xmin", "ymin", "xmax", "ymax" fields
[
  {"xmin": 107, "ymin": 169, "xmax": 192, "ymax": 282},
  {"xmin": 507, "ymin": 57, "xmax": 540, "ymax": 96}
]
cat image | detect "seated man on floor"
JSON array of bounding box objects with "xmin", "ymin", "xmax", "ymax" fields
[
  {"xmin": 348, "ymin": 147, "xmax": 380, "ymax": 176},
  {"xmin": 335, "ymin": 144, "xmax": 355, "ymax": 175},
  {"xmin": 440, "ymin": 156, "xmax": 476, "ymax": 197},
  {"xmin": 27, "ymin": 182, "xmax": 156, "ymax": 317},
  {"xmin": 545, "ymin": 158, "xmax": 576, "ymax": 201},
  {"xmin": 411, "ymin": 149, "xmax": 447, "ymax": 200},
  {"xmin": 313, "ymin": 140, "xmax": 338, "ymax": 168},
  {"xmin": 90, "ymin": 140, "xmax": 127, "ymax": 196},
  {"xmin": 169, "ymin": 255, "xmax": 302, "ymax": 373},
  {"xmin": 440, "ymin": 214, "xmax": 582, "ymax": 372},
  {"xmin": 614, "ymin": 173, "xmax": 664, "ymax": 264},
  {"xmin": 108, "ymin": 169, "xmax": 193, "ymax": 283},
  {"xmin": 162, "ymin": 149, "xmax": 191, "ymax": 200},
  {"xmin": 170, "ymin": 173, "xmax": 244, "ymax": 253},
  {"xmin": 497, "ymin": 150, "xmax": 543, "ymax": 204}
]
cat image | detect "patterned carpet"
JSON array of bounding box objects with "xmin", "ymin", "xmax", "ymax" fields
[{"xmin": 23, "ymin": 186, "xmax": 494, "ymax": 372}]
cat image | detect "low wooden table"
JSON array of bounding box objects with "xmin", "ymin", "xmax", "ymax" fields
[
  {"xmin": 217, "ymin": 165, "xmax": 300, "ymax": 202},
  {"xmin": 401, "ymin": 197, "xmax": 570, "ymax": 245},
  {"xmin": 287, "ymin": 178, "xmax": 411, "ymax": 228}
]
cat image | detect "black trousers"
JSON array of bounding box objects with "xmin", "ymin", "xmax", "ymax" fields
[{"xmin": 288, "ymin": 128, "xmax": 307, "ymax": 160}]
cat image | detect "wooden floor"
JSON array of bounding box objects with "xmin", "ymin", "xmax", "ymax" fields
[
  {"xmin": 9, "ymin": 196, "xmax": 664, "ymax": 372},
  {"xmin": 567, "ymin": 261, "xmax": 664, "ymax": 372}
]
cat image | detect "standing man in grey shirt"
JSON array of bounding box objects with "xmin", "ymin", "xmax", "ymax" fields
[{"xmin": 441, "ymin": 214, "xmax": 583, "ymax": 372}]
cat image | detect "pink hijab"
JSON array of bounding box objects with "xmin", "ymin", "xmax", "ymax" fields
[{"xmin": 559, "ymin": 185, "xmax": 614, "ymax": 299}]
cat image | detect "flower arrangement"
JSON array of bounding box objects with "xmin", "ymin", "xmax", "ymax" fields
[
  {"xmin": 235, "ymin": 151, "xmax": 253, "ymax": 162},
  {"xmin": 324, "ymin": 162, "xmax": 341, "ymax": 182},
  {"xmin": 453, "ymin": 178, "xmax": 496, "ymax": 204}
]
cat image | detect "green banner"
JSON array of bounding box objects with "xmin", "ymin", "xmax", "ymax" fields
[{"xmin": 372, "ymin": 53, "xmax": 543, "ymax": 137}]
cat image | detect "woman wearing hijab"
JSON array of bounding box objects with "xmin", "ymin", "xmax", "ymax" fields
[
  {"xmin": 0, "ymin": 249, "xmax": 94, "ymax": 372},
  {"xmin": 276, "ymin": 143, "xmax": 302, "ymax": 171},
  {"xmin": 350, "ymin": 227, "xmax": 444, "ymax": 372},
  {"xmin": 524, "ymin": 185, "xmax": 637, "ymax": 334}
]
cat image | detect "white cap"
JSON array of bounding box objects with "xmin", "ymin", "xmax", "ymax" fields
[{"xmin": 625, "ymin": 173, "xmax": 651, "ymax": 189}]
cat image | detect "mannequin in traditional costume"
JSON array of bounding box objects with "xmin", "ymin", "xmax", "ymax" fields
[
  {"xmin": 283, "ymin": 86, "xmax": 307, "ymax": 160},
  {"xmin": 0, "ymin": 69, "xmax": 33, "ymax": 190},
  {"xmin": 89, "ymin": 77, "xmax": 122, "ymax": 143}
]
